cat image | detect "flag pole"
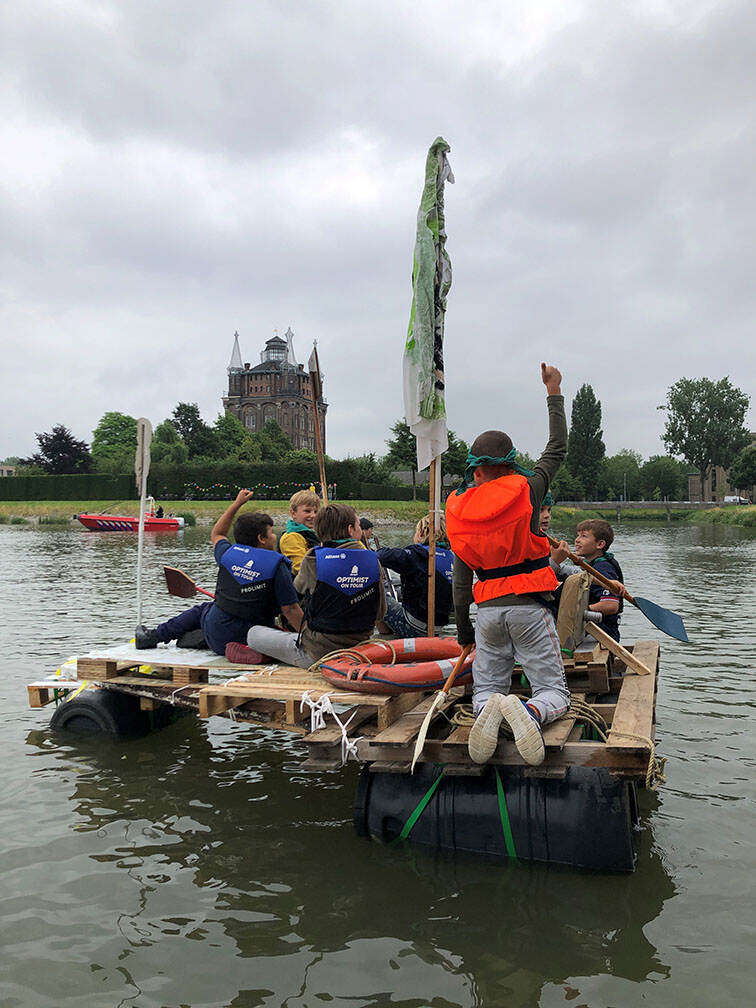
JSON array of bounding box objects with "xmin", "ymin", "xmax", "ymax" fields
[
  {"xmin": 426, "ymin": 456, "xmax": 440, "ymax": 636},
  {"xmin": 134, "ymin": 418, "xmax": 153, "ymax": 626},
  {"xmin": 309, "ymin": 342, "xmax": 328, "ymax": 502}
]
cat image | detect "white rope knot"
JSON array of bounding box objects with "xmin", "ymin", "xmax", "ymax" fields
[{"xmin": 300, "ymin": 691, "xmax": 362, "ymax": 765}]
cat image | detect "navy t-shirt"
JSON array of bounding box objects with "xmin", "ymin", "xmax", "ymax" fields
[
  {"xmin": 200, "ymin": 540, "xmax": 298, "ymax": 653},
  {"xmin": 588, "ymin": 556, "xmax": 622, "ymax": 642}
]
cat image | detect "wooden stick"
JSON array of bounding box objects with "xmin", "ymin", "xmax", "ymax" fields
[
  {"xmin": 427, "ymin": 457, "xmax": 438, "ymax": 637},
  {"xmin": 309, "ymin": 345, "xmax": 328, "ymax": 502},
  {"xmin": 546, "ymin": 534, "xmax": 636, "ymax": 603},
  {"xmin": 584, "ymin": 622, "xmax": 651, "ymax": 675}
]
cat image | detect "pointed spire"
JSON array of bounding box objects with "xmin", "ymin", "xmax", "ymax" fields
[
  {"xmin": 285, "ymin": 326, "xmax": 298, "ymax": 366},
  {"xmin": 228, "ymin": 331, "xmax": 243, "ymax": 372}
]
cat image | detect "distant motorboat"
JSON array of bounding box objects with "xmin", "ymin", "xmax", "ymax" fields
[{"xmin": 76, "ymin": 505, "xmax": 184, "ymax": 532}]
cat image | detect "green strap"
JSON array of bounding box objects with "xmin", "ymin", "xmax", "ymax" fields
[
  {"xmin": 494, "ymin": 768, "xmax": 517, "ymax": 860},
  {"xmin": 393, "ymin": 768, "xmax": 445, "ymax": 843}
]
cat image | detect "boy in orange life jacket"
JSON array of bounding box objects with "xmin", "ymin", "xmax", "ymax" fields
[{"xmin": 446, "ymin": 363, "xmax": 569, "ymax": 767}]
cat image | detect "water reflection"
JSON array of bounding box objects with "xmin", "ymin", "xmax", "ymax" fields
[{"xmin": 23, "ymin": 716, "xmax": 675, "ymax": 1008}]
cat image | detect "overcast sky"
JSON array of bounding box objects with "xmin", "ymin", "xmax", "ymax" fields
[{"xmin": 2, "ymin": 0, "xmax": 754, "ymax": 464}]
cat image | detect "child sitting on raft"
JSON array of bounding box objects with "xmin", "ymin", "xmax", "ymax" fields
[
  {"xmin": 278, "ymin": 489, "xmax": 321, "ymax": 574},
  {"xmin": 550, "ymin": 518, "xmax": 625, "ymax": 642},
  {"xmin": 376, "ymin": 514, "xmax": 454, "ymax": 637},
  {"xmin": 237, "ymin": 503, "xmax": 387, "ymax": 667},
  {"xmin": 136, "ymin": 491, "xmax": 303, "ymax": 656}
]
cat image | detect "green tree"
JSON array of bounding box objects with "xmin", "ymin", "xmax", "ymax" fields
[
  {"xmin": 22, "ymin": 425, "xmax": 92, "ymax": 473},
  {"xmin": 214, "ymin": 411, "xmax": 247, "ymax": 458},
  {"xmin": 597, "ymin": 450, "xmax": 642, "ymax": 500},
  {"xmin": 566, "ymin": 385, "xmax": 605, "ymax": 496},
  {"xmin": 385, "ymin": 419, "xmax": 418, "ymax": 499},
  {"xmin": 91, "ymin": 411, "xmax": 137, "ymax": 473},
  {"xmin": 550, "ymin": 464, "xmax": 585, "ymax": 502},
  {"xmin": 172, "ymin": 402, "xmax": 221, "ymax": 459},
  {"xmin": 660, "ymin": 377, "xmax": 751, "ymax": 490},
  {"xmin": 151, "ymin": 420, "xmax": 189, "ymax": 466},
  {"xmin": 640, "ymin": 455, "xmax": 689, "ymax": 500},
  {"xmin": 728, "ymin": 443, "xmax": 756, "ymax": 495},
  {"xmin": 257, "ymin": 420, "xmax": 293, "ymax": 462},
  {"xmin": 566, "ymin": 384, "xmax": 605, "ymax": 498},
  {"xmin": 234, "ymin": 433, "xmax": 263, "ymax": 464},
  {"xmin": 441, "ymin": 430, "xmax": 469, "ymax": 480}
]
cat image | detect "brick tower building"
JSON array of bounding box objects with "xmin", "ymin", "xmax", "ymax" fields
[{"xmin": 222, "ymin": 329, "xmax": 327, "ymax": 452}]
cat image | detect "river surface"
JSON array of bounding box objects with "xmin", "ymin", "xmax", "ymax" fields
[{"xmin": 1, "ymin": 519, "xmax": 754, "ymax": 1008}]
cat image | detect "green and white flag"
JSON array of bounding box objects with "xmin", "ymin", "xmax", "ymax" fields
[{"xmin": 402, "ymin": 136, "xmax": 454, "ymax": 473}]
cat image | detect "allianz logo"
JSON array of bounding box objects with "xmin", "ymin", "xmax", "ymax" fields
[{"xmin": 324, "ymin": 553, "xmax": 348, "ymax": 560}]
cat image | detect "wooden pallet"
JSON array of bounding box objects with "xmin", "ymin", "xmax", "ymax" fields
[{"xmin": 33, "ymin": 640, "xmax": 659, "ymax": 782}]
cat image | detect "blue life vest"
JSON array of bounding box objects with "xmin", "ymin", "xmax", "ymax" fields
[
  {"xmin": 306, "ymin": 547, "xmax": 381, "ymax": 635},
  {"xmin": 215, "ymin": 545, "xmax": 289, "ymax": 625}
]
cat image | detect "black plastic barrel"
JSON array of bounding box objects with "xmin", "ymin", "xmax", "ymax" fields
[
  {"xmin": 50, "ymin": 688, "xmax": 175, "ymax": 737},
  {"xmin": 354, "ymin": 762, "xmax": 639, "ymax": 872}
]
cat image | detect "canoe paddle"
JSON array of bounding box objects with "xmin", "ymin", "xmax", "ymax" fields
[
  {"xmin": 163, "ymin": 565, "xmax": 215, "ymax": 600},
  {"xmin": 411, "ymin": 644, "xmax": 473, "ymax": 773},
  {"xmin": 546, "ymin": 534, "xmax": 689, "ymax": 642}
]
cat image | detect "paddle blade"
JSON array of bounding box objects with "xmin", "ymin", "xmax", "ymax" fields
[
  {"xmin": 164, "ymin": 566, "xmax": 199, "ymax": 599},
  {"xmin": 135, "ymin": 418, "xmax": 153, "ymax": 494},
  {"xmin": 634, "ymin": 596, "xmax": 689, "ymax": 642}
]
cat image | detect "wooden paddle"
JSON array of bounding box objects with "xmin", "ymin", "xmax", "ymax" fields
[
  {"xmin": 547, "ymin": 534, "xmax": 689, "ymax": 642},
  {"xmin": 410, "ymin": 643, "xmax": 473, "ymax": 773},
  {"xmin": 163, "ymin": 565, "xmax": 215, "ymax": 600}
]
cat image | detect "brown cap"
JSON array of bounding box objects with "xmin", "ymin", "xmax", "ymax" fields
[{"xmin": 470, "ymin": 430, "xmax": 513, "ymax": 459}]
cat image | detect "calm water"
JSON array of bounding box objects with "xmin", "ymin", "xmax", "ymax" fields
[{"xmin": 1, "ymin": 519, "xmax": 754, "ymax": 1008}]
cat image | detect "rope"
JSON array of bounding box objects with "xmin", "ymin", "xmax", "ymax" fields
[
  {"xmin": 609, "ymin": 731, "xmax": 667, "ymax": 790},
  {"xmin": 299, "ymin": 691, "xmax": 361, "ymax": 765},
  {"xmin": 306, "ymin": 638, "xmax": 397, "ymax": 676}
]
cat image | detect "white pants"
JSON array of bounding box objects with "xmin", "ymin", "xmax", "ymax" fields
[
  {"xmin": 473, "ymin": 603, "xmax": 570, "ymax": 724},
  {"xmin": 247, "ymin": 625, "xmax": 313, "ymax": 669}
]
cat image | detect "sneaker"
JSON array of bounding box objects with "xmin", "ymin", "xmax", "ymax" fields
[
  {"xmin": 468, "ymin": 694, "xmax": 507, "ymax": 764},
  {"xmin": 225, "ymin": 642, "xmax": 265, "ymax": 665},
  {"xmin": 135, "ymin": 625, "xmax": 159, "ymax": 650},
  {"xmin": 177, "ymin": 629, "xmax": 207, "ymax": 649},
  {"xmin": 500, "ymin": 694, "xmax": 545, "ymax": 766},
  {"xmin": 468, "ymin": 694, "xmax": 546, "ymax": 766}
]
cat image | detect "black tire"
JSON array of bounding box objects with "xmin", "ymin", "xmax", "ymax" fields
[{"xmin": 50, "ymin": 689, "xmax": 150, "ymax": 736}]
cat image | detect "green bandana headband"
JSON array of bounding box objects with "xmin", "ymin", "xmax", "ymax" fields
[
  {"xmin": 458, "ymin": 447, "xmax": 534, "ymax": 493},
  {"xmin": 458, "ymin": 450, "xmax": 555, "ymax": 505}
]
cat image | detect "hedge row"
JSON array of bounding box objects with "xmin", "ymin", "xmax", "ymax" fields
[{"xmin": 0, "ymin": 465, "xmax": 425, "ymax": 502}]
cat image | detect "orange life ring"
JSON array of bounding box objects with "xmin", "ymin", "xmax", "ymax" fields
[{"xmin": 318, "ymin": 637, "xmax": 474, "ymax": 695}]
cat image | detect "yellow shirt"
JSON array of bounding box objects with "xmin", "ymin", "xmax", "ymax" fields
[{"xmin": 279, "ymin": 530, "xmax": 311, "ymax": 575}]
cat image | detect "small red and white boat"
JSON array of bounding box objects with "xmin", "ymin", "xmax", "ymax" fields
[{"xmin": 76, "ymin": 503, "xmax": 184, "ymax": 532}]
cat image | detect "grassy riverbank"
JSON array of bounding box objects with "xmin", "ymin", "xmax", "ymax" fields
[{"xmin": 2, "ymin": 500, "xmax": 755, "ymax": 527}]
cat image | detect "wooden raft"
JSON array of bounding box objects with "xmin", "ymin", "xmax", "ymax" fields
[{"xmin": 27, "ymin": 640, "xmax": 660, "ymax": 782}]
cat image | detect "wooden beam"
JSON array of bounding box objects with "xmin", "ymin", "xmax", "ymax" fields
[{"xmin": 585, "ymin": 624, "xmax": 652, "ymax": 675}]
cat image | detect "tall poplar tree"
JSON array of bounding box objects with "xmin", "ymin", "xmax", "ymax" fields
[{"xmin": 566, "ymin": 384, "xmax": 605, "ymax": 498}]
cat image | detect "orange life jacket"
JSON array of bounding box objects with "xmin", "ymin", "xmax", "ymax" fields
[{"xmin": 446, "ymin": 474, "xmax": 557, "ymax": 603}]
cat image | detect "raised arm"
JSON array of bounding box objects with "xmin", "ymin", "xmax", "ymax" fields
[{"xmin": 211, "ymin": 489, "xmax": 255, "ymax": 545}]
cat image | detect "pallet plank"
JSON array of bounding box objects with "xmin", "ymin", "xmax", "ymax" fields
[{"xmin": 606, "ymin": 641, "xmax": 659, "ymax": 750}]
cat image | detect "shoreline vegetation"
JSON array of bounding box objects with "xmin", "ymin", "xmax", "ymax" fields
[{"xmin": 1, "ymin": 500, "xmax": 755, "ymax": 528}]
